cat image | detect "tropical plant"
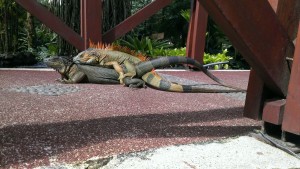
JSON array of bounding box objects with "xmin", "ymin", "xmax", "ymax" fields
[
  {"xmin": 180, "ymin": 9, "xmax": 190, "ymax": 22},
  {"xmin": 152, "ymin": 47, "xmax": 232, "ymax": 67},
  {"xmin": 118, "ymin": 35, "xmax": 173, "ymax": 56},
  {"xmin": 203, "ymin": 49, "xmax": 232, "ymax": 64},
  {"xmin": 103, "ymin": 0, "xmax": 131, "ymax": 32},
  {"xmin": 0, "ymin": 0, "xmax": 27, "ymax": 53},
  {"xmin": 152, "ymin": 47, "xmax": 186, "ymax": 58}
]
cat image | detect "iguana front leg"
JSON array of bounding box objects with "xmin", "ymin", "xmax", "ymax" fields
[
  {"xmin": 104, "ymin": 61, "xmax": 125, "ymax": 84},
  {"xmin": 123, "ymin": 60, "xmax": 137, "ymax": 78},
  {"xmin": 56, "ymin": 70, "xmax": 86, "ymax": 84}
]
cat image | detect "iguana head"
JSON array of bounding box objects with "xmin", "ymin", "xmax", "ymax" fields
[
  {"xmin": 44, "ymin": 56, "xmax": 73, "ymax": 76},
  {"xmin": 73, "ymin": 48, "xmax": 104, "ymax": 65}
]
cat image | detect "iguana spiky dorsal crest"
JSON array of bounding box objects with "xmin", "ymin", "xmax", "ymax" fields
[{"xmin": 89, "ymin": 40, "xmax": 149, "ymax": 61}]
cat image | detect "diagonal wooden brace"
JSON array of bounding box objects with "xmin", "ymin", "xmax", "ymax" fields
[
  {"xmin": 198, "ymin": 0, "xmax": 293, "ymax": 96},
  {"xmin": 15, "ymin": 0, "xmax": 84, "ymax": 51}
]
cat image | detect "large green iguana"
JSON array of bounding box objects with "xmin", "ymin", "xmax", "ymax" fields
[
  {"xmin": 43, "ymin": 55, "xmax": 145, "ymax": 87},
  {"xmin": 44, "ymin": 56, "xmax": 89, "ymax": 84},
  {"xmin": 73, "ymin": 47, "xmax": 245, "ymax": 92}
]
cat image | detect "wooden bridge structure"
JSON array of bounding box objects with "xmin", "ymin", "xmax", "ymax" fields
[{"xmin": 15, "ymin": 0, "xmax": 300, "ymax": 138}]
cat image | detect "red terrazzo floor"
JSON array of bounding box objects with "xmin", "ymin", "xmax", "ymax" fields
[{"xmin": 0, "ymin": 69, "xmax": 260, "ymax": 168}]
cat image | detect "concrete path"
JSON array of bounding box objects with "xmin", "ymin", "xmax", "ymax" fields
[{"xmin": 36, "ymin": 136, "xmax": 300, "ymax": 169}]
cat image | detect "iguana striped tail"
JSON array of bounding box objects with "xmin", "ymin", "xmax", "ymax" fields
[
  {"xmin": 142, "ymin": 72, "xmax": 245, "ymax": 93},
  {"xmin": 136, "ymin": 56, "xmax": 244, "ymax": 91}
]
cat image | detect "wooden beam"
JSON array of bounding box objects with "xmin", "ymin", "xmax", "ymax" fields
[
  {"xmin": 282, "ymin": 24, "xmax": 300, "ymax": 135},
  {"xmin": 15, "ymin": 0, "xmax": 84, "ymax": 51},
  {"xmin": 262, "ymin": 99, "xmax": 286, "ymax": 125},
  {"xmin": 103, "ymin": 0, "xmax": 173, "ymax": 43},
  {"xmin": 80, "ymin": 0, "xmax": 103, "ymax": 49},
  {"xmin": 186, "ymin": 0, "xmax": 208, "ymax": 63},
  {"xmin": 244, "ymin": 0, "xmax": 299, "ymax": 120},
  {"xmin": 276, "ymin": 0, "xmax": 300, "ymax": 42},
  {"xmin": 198, "ymin": 0, "xmax": 293, "ymax": 96},
  {"xmin": 268, "ymin": 0, "xmax": 279, "ymax": 11},
  {"xmin": 243, "ymin": 69, "xmax": 273, "ymax": 120}
]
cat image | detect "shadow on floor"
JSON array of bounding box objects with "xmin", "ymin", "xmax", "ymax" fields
[{"xmin": 1, "ymin": 107, "xmax": 259, "ymax": 167}]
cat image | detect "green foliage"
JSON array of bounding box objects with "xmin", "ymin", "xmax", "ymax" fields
[
  {"xmin": 18, "ymin": 23, "xmax": 58, "ymax": 60},
  {"xmin": 34, "ymin": 36, "xmax": 58, "ymax": 61},
  {"xmin": 130, "ymin": 0, "xmax": 190, "ymax": 47},
  {"xmin": 152, "ymin": 47, "xmax": 186, "ymax": 58},
  {"xmin": 203, "ymin": 49, "xmax": 232, "ymax": 64},
  {"xmin": 151, "ymin": 47, "xmax": 232, "ymax": 69},
  {"xmin": 119, "ymin": 35, "xmax": 173, "ymax": 56},
  {"xmin": 0, "ymin": 0, "xmax": 27, "ymax": 53},
  {"xmin": 180, "ymin": 9, "xmax": 190, "ymax": 22}
]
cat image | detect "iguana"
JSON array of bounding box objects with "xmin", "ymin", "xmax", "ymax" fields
[
  {"xmin": 73, "ymin": 47, "xmax": 143, "ymax": 84},
  {"xmin": 78, "ymin": 65, "xmax": 243, "ymax": 93},
  {"xmin": 73, "ymin": 46, "xmax": 244, "ymax": 92},
  {"xmin": 43, "ymin": 42, "xmax": 149, "ymax": 87},
  {"xmin": 44, "ymin": 55, "xmax": 148, "ymax": 88},
  {"xmin": 44, "ymin": 56, "xmax": 89, "ymax": 84}
]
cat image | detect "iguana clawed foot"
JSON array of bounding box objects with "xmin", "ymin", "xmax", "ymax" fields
[
  {"xmin": 56, "ymin": 78, "xmax": 73, "ymax": 84},
  {"xmin": 56, "ymin": 78, "xmax": 67, "ymax": 83}
]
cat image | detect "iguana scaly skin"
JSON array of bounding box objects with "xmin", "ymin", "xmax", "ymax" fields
[
  {"xmin": 73, "ymin": 48, "xmax": 142, "ymax": 84},
  {"xmin": 44, "ymin": 55, "xmax": 145, "ymax": 87},
  {"xmin": 142, "ymin": 71, "xmax": 241, "ymax": 93},
  {"xmin": 74, "ymin": 48, "xmax": 245, "ymax": 92},
  {"xmin": 44, "ymin": 56, "xmax": 88, "ymax": 83},
  {"xmin": 43, "ymin": 56, "xmax": 118, "ymax": 84}
]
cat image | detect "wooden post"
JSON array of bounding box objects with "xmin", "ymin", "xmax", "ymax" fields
[
  {"xmin": 244, "ymin": 0, "xmax": 300, "ymax": 120},
  {"xmin": 244, "ymin": 0, "xmax": 279, "ymax": 120},
  {"xmin": 186, "ymin": 0, "xmax": 208, "ymax": 63},
  {"xmin": 80, "ymin": 0, "xmax": 103, "ymax": 49},
  {"xmin": 282, "ymin": 24, "xmax": 300, "ymax": 135},
  {"xmin": 198, "ymin": 0, "xmax": 292, "ymax": 96}
]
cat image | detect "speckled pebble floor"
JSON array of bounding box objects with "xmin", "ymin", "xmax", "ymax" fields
[{"xmin": 0, "ymin": 69, "xmax": 260, "ymax": 168}]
